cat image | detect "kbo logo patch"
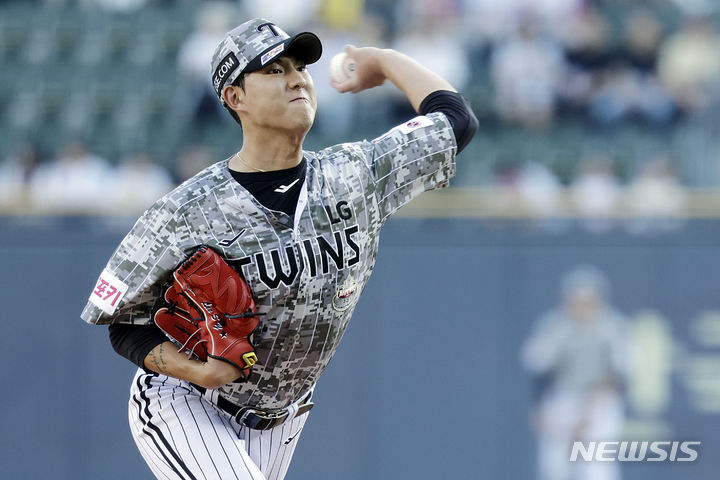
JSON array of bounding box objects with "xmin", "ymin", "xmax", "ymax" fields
[{"xmin": 395, "ymin": 115, "xmax": 434, "ymax": 134}]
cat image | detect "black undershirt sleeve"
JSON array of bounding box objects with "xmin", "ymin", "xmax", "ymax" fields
[
  {"xmin": 109, "ymin": 323, "xmax": 168, "ymax": 368},
  {"xmin": 418, "ymin": 90, "xmax": 479, "ymax": 154}
]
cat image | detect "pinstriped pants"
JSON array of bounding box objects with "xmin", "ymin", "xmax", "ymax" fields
[{"xmin": 128, "ymin": 369, "xmax": 311, "ymax": 480}]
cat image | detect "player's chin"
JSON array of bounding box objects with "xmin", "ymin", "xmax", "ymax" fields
[{"xmin": 292, "ymin": 107, "xmax": 316, "ymax": 131}]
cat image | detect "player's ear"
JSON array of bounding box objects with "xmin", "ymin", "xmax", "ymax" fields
[{"xmin": 223, "ymin": 85, "xmax": 246, "ymax": 114}]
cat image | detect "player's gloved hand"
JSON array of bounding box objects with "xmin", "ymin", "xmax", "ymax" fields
[
  {"xmin": 154, "ymin": 284, "xmax": 208, "ymax": 361},
  {"xmin": 170, "ymin": 246, "xmax": 261, "ymax": 381}
]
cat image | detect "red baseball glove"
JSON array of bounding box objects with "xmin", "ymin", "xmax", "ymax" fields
[{"xmin": 154, "ymin": 246, "xmax": 260, "ymax": 380}]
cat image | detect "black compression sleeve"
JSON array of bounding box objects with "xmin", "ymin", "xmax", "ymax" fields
[
  {"xmin": 108, "ymin": 323, "xmax": 168, "ymax": 368},
  {"xmin": 418, "ymin": 90, "xmax": 478, "ymax": 154}
]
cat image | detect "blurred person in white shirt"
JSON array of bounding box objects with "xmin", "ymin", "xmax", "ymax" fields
[
  {"xmin": 625, "ymin": 154, "xmax": 687, "ymax": 233},
  {"xmin": 569, "ymin": 152, "xmax": 621, "ymax": 232},
  {"xmin": 28, "ymin": 140, "xmax": 113, "ymax": 214},
  {"xmin": 657, "ymin": 16, "xmax": 720, "ymax": 115},
  {"xmin": 108, "ymin": 153, "xmax": 174, "ymax": 215},
  {"xmin": 490, "ymin": 15, "xmax": 566, "ymax": 129}
]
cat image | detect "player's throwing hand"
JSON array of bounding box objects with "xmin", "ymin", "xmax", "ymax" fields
[{"xmin": 330, "ymin": 45, "xmax": 387, "ymax": 94}]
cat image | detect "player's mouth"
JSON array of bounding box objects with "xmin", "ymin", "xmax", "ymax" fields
[{"xmin": 290, "ymin": 96, "xmax": 309, "ymax": 103}]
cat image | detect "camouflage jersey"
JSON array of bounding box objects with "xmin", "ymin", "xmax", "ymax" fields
[{"xmin": 81, "ymin": 112, "xmax": 456, "ymax": 409}]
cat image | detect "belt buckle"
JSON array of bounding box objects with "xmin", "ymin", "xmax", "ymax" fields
[{"xmin": 237, "ymin": 407, "xmax": 289, "ymax": 430}]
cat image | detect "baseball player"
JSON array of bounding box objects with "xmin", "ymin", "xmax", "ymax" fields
[
  {"xmin": 81, "ymin": 18, "xmax": 478, "ymax": 480},
  {"xmin": 522, "ymin": 266, "xmax": 628, "ymax": 480}
]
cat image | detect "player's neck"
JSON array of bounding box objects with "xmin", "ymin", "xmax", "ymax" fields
[{"xmin": 231, "ymin": 131, "xmax": 305, "ymax": 173}]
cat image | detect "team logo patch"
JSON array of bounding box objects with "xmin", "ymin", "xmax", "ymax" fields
[
  {"xmin": 332, "ymin": 277, "xmax": 359, "ymax": 312},
  {"xmin": 88, "ymin": 268, "xmax": 129, "ymax": 315},
  {"xmin": 261, "ymin": 43, "xmax": 285, "ymax": 65},
  {"xmin": 394, "ymin": 115, "xmax": 435, "ymax": 134}
]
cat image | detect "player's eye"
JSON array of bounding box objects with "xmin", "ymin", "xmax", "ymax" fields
[
  {"xmin": 296, "ymin": 65, "xmax": 307, "ymax": 72},
  {"xmin": 267, "ymin": 68, "xmax": 283, "ymax": 74}
]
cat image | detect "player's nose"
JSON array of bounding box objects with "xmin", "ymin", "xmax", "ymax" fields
[{"xmin": 287, "ymin": 69, "xmax": 307, "ymax": 90}]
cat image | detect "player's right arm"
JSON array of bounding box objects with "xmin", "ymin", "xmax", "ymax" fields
[
  {"xmin": 331, "ymin": 45, "xmax": 478, "ymax": 149},
  {"xmin": 109, "ymin": 323, "xmax": 242, "ymax": 388},
  {"xmin": 331, "ymin": 46, "xmax": 454, "ymax": 110},
  {"xmin": 329, "ymin": 45, "xmax": 478, "ymax": 221},
  {"xmin": 143, "ymin": 342, "xmax": 242, "ymax": 389}
]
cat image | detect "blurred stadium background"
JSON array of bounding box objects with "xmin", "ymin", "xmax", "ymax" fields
[{"xmin": 1, "ymin": 0, "xmax": 720, "ymax": 479}]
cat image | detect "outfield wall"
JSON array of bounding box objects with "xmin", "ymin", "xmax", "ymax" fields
[{"xmin": 1, "ymin": 216, "xmax": 718, "ymax": 480}]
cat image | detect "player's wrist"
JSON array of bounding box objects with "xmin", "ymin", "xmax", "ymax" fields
[
  {"xmin": 197, "ymin": 357, "xmax": 243, "ymax": 389},
  {"xmin": 372, "ymin": 48, "xmax": 398, "ymax": 78}
]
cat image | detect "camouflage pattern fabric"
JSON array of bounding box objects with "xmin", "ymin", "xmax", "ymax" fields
[
  {"xmin": 82, "ymin": 112, "xmax": 456, "ymax": 409},
  {"xmin": 210, "ymin": 18, "xmax": 288, "ymax": 97}
]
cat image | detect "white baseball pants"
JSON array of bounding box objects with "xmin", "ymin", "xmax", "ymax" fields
[{"xmin": 128, "ymin": 369, "xmax": 311, "ymax": 480}]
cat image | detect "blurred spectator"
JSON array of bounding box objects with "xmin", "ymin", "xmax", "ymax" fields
[
  {"xmin": 569, "ymin": 153, "xmax": 620, "ymax": 232},
  {"xmin": 587, "ymin": 66, "xmax": 675, "ymax": 126},
  {"xmin": 621, "ymin": 8, "xmax": 664, "ymax": 75},
  {"xmin": 462, "ymin": 0, "xmax": 524, "ymax": 43},
  {"xmin": 392, "ymin": 27, "xmax": 469, "ymax": 92},
  {"xmin": 318, "ymin": 0, "xmax": 365, "ymax": 31},
  {"xmin": 388, "ymin": 0, "xmax": 469, "ymax": 123},
  {"xmin": 175, "ymin": 144, "xmax": 215, "ymax": 182},
  {"xmin": 463, "ymin": 0, "xmax": 583, "ymax": 42},
  {"xmin": 2, "ymin": 0, "xmax": 720, "ymax": 198},
  {"xmin": 625, "ymin": 154, "xmax": 687, "ymax": 233},
  {"xmin": 82, "ymin": 0, "xmax": 147, "ymax": 10},
  {"xmin": 562, "ymin": 6, "xmax": 676, "ymax": 126},
  {"xmin": 490, "ymin": 16, "xmax": 566, "ymax": 130},
  {"xmin": 177, "ymin": 2, "xmax": 237, "ymax": 124},
  {"xmin": 0, "ymin": 142, "xmax": 40, "ymax": 209},
  {"xmin": 515, "ymin": 161, "xmax": 563, "ymax": 218},
  {"xmin": 244, "ymin": 0, "xmax": 320, "ymax": 31},
  {"xmin": 393, "ymin": 0, "xmax": 462, "ymax": 31},
  {"xmin": 531, "ymin": 0, "xmax": 586, "ymax": 35},
  {"xmin": 560, "ymin": 5, "xmax": 613, "ymax": 73},
  {"xmin": 489, "ymin": 158, "xmax": 564, "ymax": 223},
  {"xmin": 557, "ymin": 6, "xmax": 612, "ymax": 120},
  {"xmin": 28, "ymin": 140, "xmax": 113, "ymax": 214},
  {"xmin": 657, "ymin": 16, "xmax": 720, "ymax": 115},
  {"xmin": 108, "ymin": 152, "xmax": 174, "ymax": 215},
  {"xmin": 522, "ymin": 266, "xmax": 628, "ymax": 480}
]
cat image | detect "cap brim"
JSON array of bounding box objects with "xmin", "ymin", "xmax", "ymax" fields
[{"xmin": 243, "ymin": 32, "xmax": 323, "ymax": 73}]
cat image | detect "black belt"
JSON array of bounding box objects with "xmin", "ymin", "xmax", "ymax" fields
[{"xmin": 192, "ymin": 384, "xmax": 314, "ymax": 431}]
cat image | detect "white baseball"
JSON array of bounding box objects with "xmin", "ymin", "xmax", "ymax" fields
[{"xmin": 330, "ymin": 53, "xmax": 357, "ymax": 83}]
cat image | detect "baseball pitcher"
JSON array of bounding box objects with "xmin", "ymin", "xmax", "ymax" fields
[{"xmin": 81, "ymin": 17, "xmax": 478, "ymax": 480}]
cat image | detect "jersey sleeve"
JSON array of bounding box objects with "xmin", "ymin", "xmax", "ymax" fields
[
  {"xmin": 80, "ymin": 199, "xmax": 185, "ymax": 325},
  {"xmin": 362, "ymin": 111, "xmax": 456, "ymax": 220}
]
